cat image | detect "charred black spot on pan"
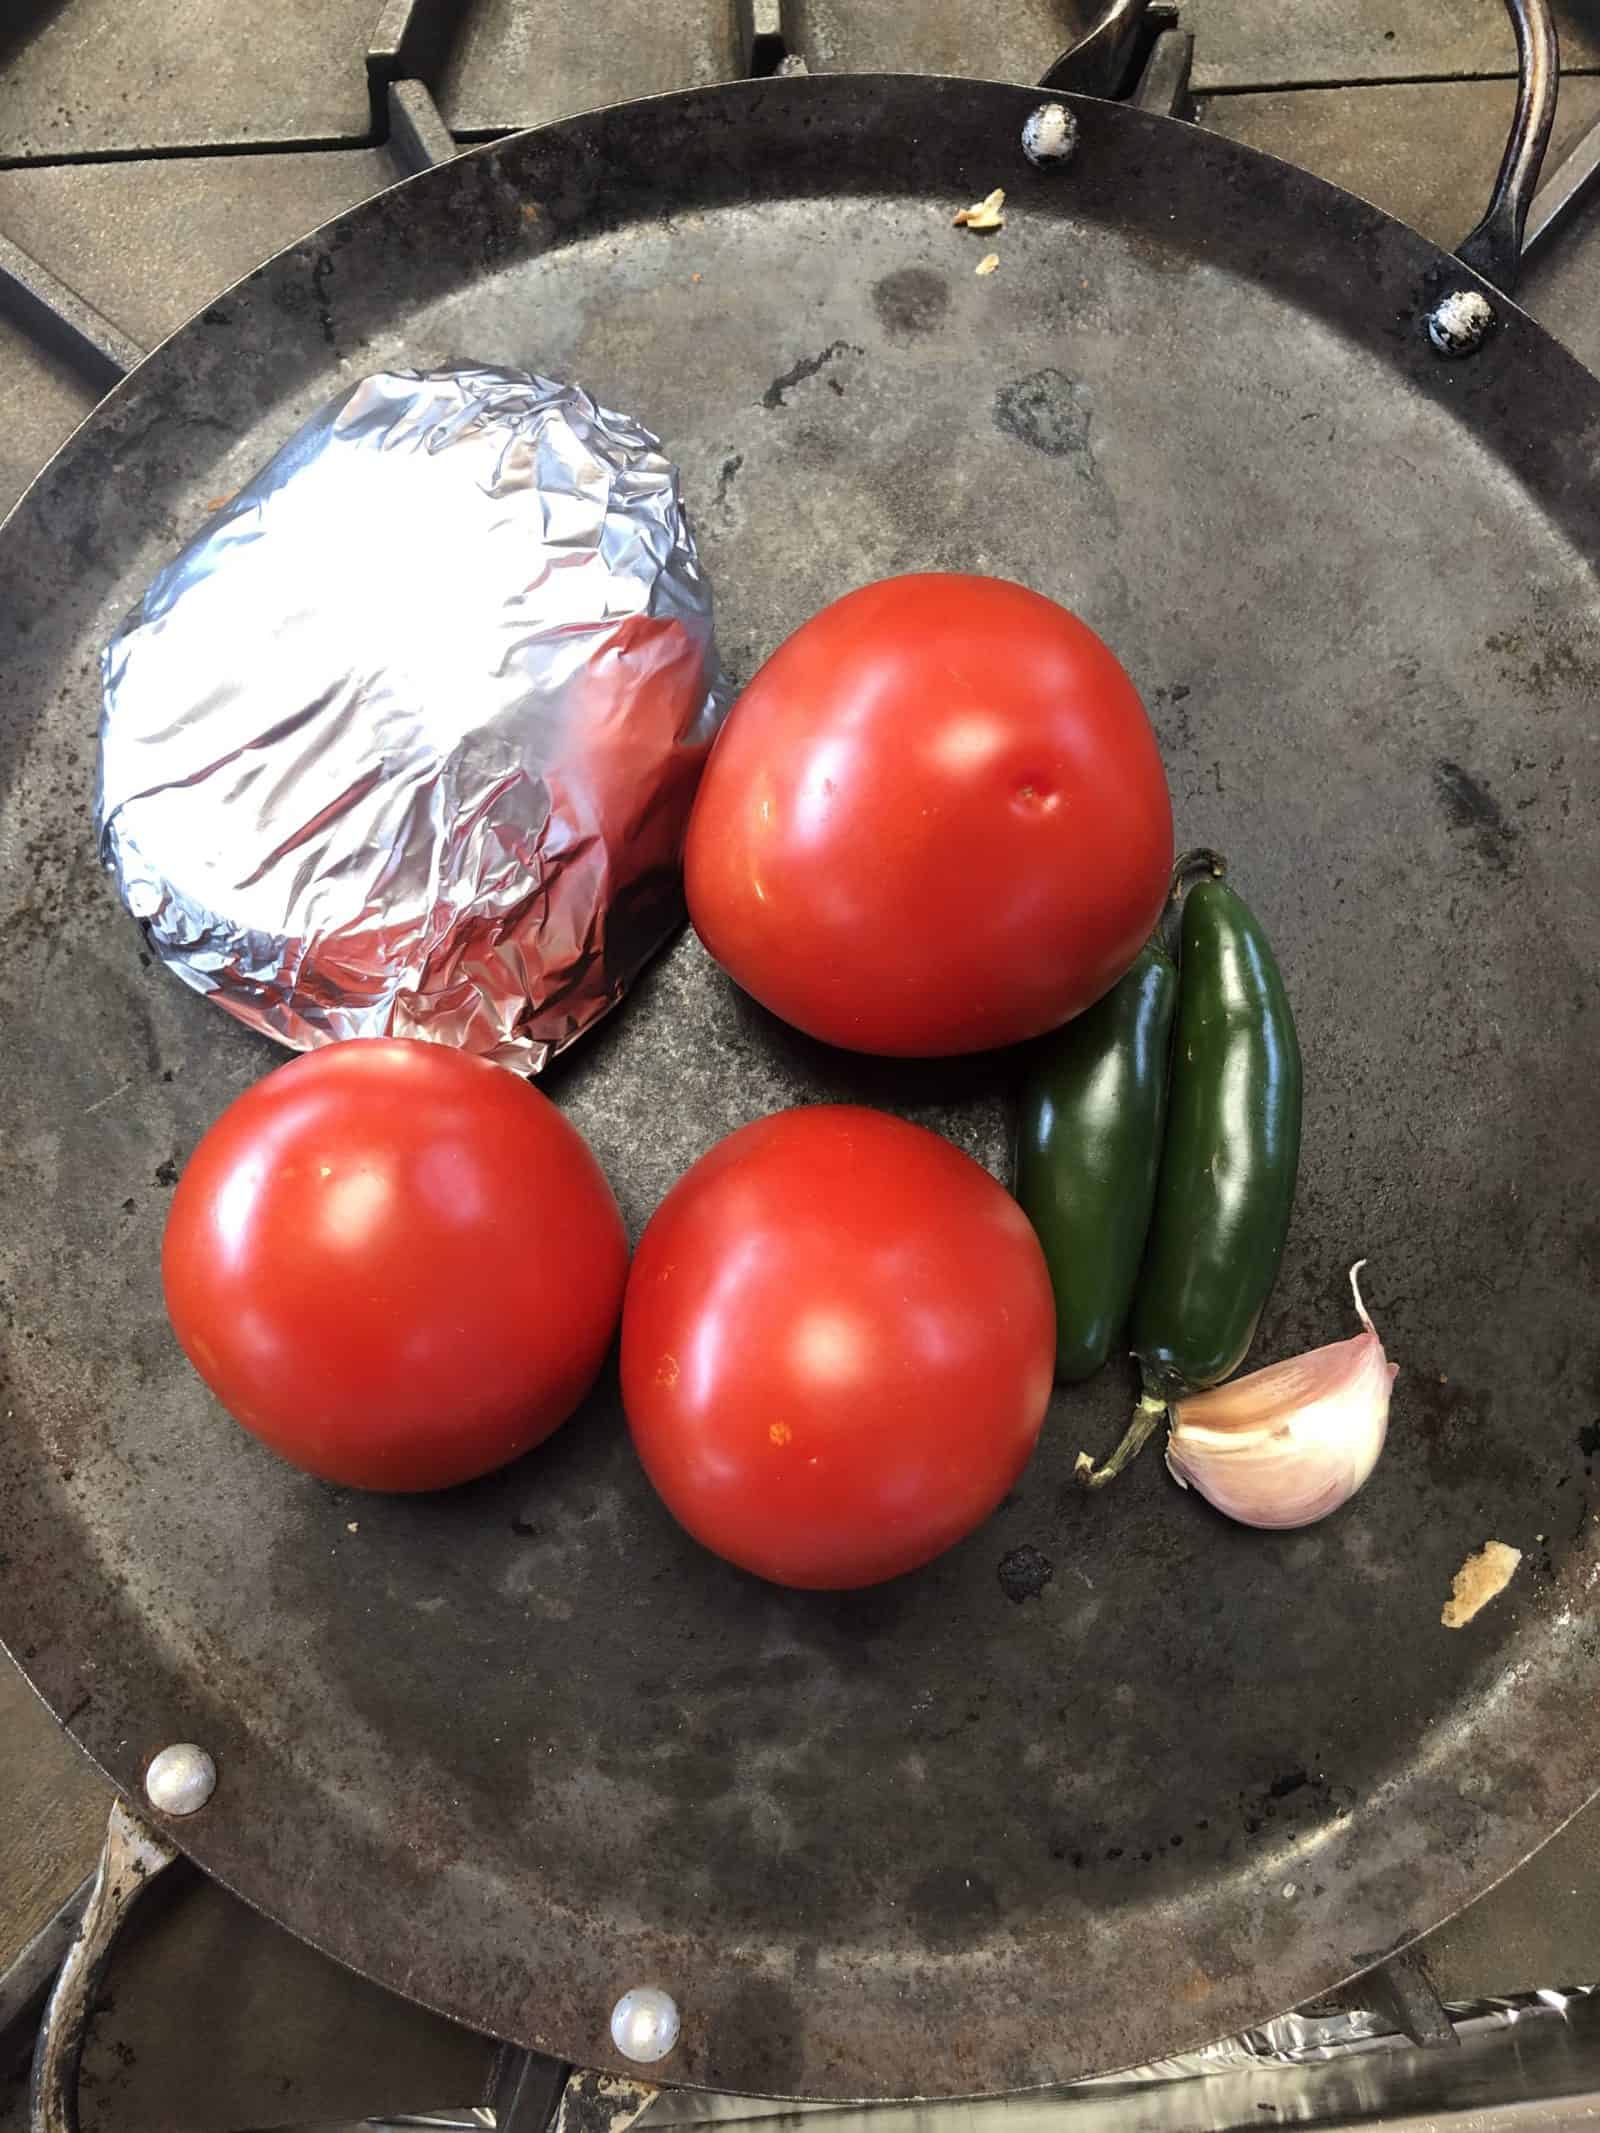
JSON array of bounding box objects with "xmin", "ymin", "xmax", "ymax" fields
[
  {"xmin": 712, "ymin": 452, "xmax": 743, "ymax": 509},
  {"xmin": 993, "ymin": 369, "xmax": 1118, "ymax": 527},
  {"xmin": 872, "ymin": 266, "xmax": 951, "ymax": 338},
  {"xmin": 311, "ymin": 253, "xmax": 337, "ymax": 351},
  {"xmin": 1150, "ymin": 681, "xmax": 1194, "ymax": 744},
  {"xmin": 1409, "ymin": 1374, "xmax": 1528, "ymax": 1497},
  {"xmin": 153, "ymin": 1157, "xmax": 179, "ymax": 1188},
  {"xmin": 1239, "ymin": 1769, "xmax": 1351, "ymax": 1838},
  {"xmin": 994, "ymin": 367, "xmax": 1092, "ymax": 459},
  {"xmin": 997, "ymin": 1544, "xmax": 1053, "ymax": 1604},
  {"xmin": 1484, "ymin": 625, "xmax": 1600, "ymax": 701},
  {"xmin": 1578, "ymin": 1421, "xmax": 1600, "ymax": 1460},
  {"xmin": 1434, "ymin": 759, "xmax": 1517, "ymax": 871},
  {"xmin": 761, "ymin": 341, "xmax": 862, "ymax": 410},
  {"xmin": 704, "ymin": 1976, "xmax": 806, "ymax": 2094}
]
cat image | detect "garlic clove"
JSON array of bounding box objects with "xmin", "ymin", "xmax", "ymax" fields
[{"xmin": 1165, "ymin": 1261, "xmax": 1397, "ymax": 1530}]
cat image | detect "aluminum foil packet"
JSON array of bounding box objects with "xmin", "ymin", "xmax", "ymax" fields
[{"xmin": 97, "ymin": 365, "xmax": 728, "ymax": 1068}]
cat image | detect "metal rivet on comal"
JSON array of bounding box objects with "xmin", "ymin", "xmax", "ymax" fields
[
  {"xmin": 610, "ymin": 1986, "xmax": 681, "ymax": 2064},
  {"xmin": 144, "ymin": 1742, "xmax": 217, "ymax": 1816},
  {"xmin": 1022, "ymin": 102, "xmax": 1080, "ymax": 167}
]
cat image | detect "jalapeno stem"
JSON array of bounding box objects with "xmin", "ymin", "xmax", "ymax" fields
[
  {"xmin": 1168, "ymin": 847, "xmax": 1227, "ymax": 902},
  {"xmin": 1075, "ymin": 1389, "xmax": 1168, "ymax": 1489}
]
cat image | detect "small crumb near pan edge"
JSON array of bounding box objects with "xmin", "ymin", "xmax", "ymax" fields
[
  {"xmin": 1441, "ymin": 1540, "xmax": 1521, "ymax": 1628},
  {"xmin": 976, "ymin": 253, "xmax": 1000, "ymax": 277},
  {"xmin": 954, "ymin": 188, "xmax": 1006, "ymax": 231}
]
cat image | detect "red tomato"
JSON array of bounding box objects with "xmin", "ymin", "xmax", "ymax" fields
[
  {"xmin": 684, "ymin": 573, "xmax": 1173, "ymax": 1056},
  {"xmin": 163, "ymin": 1039, "xmax": 627, "ymax": 1491},
  {"xmin": 621, "ymin": 1106, "xmax": 1055, "ymax": 1588}
]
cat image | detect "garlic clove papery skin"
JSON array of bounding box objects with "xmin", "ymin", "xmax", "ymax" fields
[{"xmin": 1165, "ymin": 1262, "xmax": 1398, "ymax": 1530}]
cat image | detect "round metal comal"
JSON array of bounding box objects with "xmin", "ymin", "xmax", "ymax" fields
[{"xmin": 1, "ymin": 77, "xmax": 1598, "ymax": 2100}]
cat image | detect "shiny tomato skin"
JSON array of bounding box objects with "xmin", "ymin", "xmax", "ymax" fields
[
  {"xmin": 621, "ymin": 1105, "xmax": 1055, "ymax": 1589},
  {"xmin": 162, "ymin": 1039, "xmax": 628, "ymax": 1491},
  {"xmin": 684, "ymin": 573, "xmax": 1173, "ymax": 1056}
]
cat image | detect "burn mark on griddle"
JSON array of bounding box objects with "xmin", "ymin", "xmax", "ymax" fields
[
  {"xmin": 713, "ymin": 452, "xmax": 743, "ymax": 509},
  {"xmin": 997, "ymin": 1544, "xmax": 1053, "ymax": 1604},
  {"xmin": 872, "ymin": 266, "xmax": 950, "ymax": 338},
  {"xmin": 994, "ymin": 369, "xmax": 1117, "ymax": 526},
  {"xmin": 1409, "ymin": 1373, "xmax": 1528, "ymax": 1497},
  {"xmin": 1578, "ymin": 1421, "xmax": 1599, "ymax": 1461},
  {"xmin": 995, "ymin": 367, "xmax": 1093, "ymax": 459},
  {"xmin": 311, "ymin": 253, "xmax": 337, "ymax": 349},
  {"xmin": 1239, "ymin": 1768, "xmax": 1352, "ymax": 1838},
  {"xmin": 1434, "ymin": 759, "xmax": 1517, "ymax": 871},
  {"xmin": 762, "ymin": 341, "xmax": 861, "ymax": 409},
  {"xmin": 153, "ymin": 1157, "xmax": 179, "ymax": 1188},
  {"xmin": 1483, "ymin": 624, "xmax": 1600, "ymax": 701},
  {"xmin": 1150, "ymin": 679, "xmax": 1195, "ymax": 753},
  {"xmin": 704, "ymin": 1978, "xmax": 806, "ymax": 2095}
]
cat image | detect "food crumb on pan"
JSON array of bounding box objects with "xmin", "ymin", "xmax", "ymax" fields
[
  {"xmin": 1441, "ymin": 1540, "xmax": 1521, "ymax": 1628},
  {"xmin": 954, "ymin": 187, "xmax": 1005, "ymax": 231},
  {"xmin": 346, "ymin": 1520, "xmax": 360, "ymax": 1534},
  {"xmin": 976, "ymin": 253, "xmax": 1001, "ymax": 277}
]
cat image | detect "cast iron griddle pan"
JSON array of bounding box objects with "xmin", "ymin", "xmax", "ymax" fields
[{"xmin": 1, "ymin": 53, "xmax": 1598, "ymax": 2102}]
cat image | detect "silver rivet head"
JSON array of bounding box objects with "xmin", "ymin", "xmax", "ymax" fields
[
  {"xmin": 144, "ymin": 1743, "xmax": 216, "ymax": 1816},
  {"xmin": 1427, "ymin": 286, "xmax": 1494, "ymax": 357},
  {"xmin": 1022, "ymin": 101, "xmax": 1079, "ymax": 167},
  {"xmin": 610, "ymin": 1986, "xmax": 680, "ymax": 2064}
]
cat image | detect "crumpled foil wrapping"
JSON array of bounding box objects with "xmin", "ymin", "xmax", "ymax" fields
[
  {"xmin": 97, "ymin": 365, "xmax": 728, "ymax": 1068},
  {"xmin": 640, "ymin": 1986, "xmax": 1599, "ymax": 2128}
]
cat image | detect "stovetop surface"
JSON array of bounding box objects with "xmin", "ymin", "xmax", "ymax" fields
[{"xmin": 3, "ymin": 2, "xmax": 1600, "ymax": 2126}]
